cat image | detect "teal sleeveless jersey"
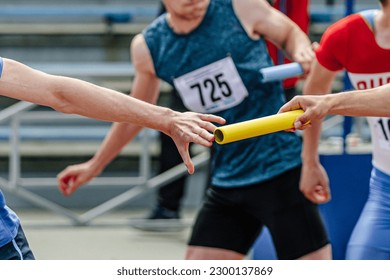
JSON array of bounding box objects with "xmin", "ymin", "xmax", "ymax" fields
[{"xmin": 143, "ymin": 0, "xmax": 302, "ymax": 187}]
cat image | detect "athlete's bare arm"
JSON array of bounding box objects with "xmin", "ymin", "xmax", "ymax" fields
[
  {"xmin": 233, "ymin": 0, "xmax": 314, "ymax": 72},
  {"xmin": 57, "ymin": 33, "xmax": 225, "ymax": 195},
  {"xmin": 280, "ymin": 83, "xmax": 390, "ymax": 124}
]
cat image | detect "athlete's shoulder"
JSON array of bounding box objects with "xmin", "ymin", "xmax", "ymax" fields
[
  {"xmin": 143, "ymin": 13, "xmax": 166, "ymax": 36},
  {"xmin": 325, "ymin": 13, "xmax": 366, "ymax": 37},
  {"xmin": 131, "ymin": 34, "xmax": 155, "ymax": 75},
  {"xmin": 319, "ymin": 13, "xmax": 369, "ymax": 50}
]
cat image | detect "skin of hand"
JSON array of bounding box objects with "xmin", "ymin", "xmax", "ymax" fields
[
  {"xmin": 237, "ymin": 0, "xmax": 314, "ymax": 71},
  {"xmin": 299, "ymin": 121, "xmax": 332, "ymax": 204},
  {"xmin": 278, "ymin": 96, "xmax": 331, "ymax": 203},
  {"xmin": 58, "ymin": 0, "xmax": 313, "ymax": 197},
  {"xmin": 236, "ymin": 0, "xmax": 329, "ymax": 203},
  {"xmin": 279, "ymin": 95, "xmax": 331, "ymax": 204},
  {"xmin": 55, "ymin": 29, "xmax": 226, "ymax": 196},
  {"xmin": 0, "ymin": 58, "xmax": 225, "ymax": 195},
  {"xmin": 300, "ymin": 159, "xmax": 331, "ymax": 204},
  {"xmin": 57, "ymin": 111, "xmax": 225, "ymax": 196},
  {"xmin": 278, "ymin": 95, "xmax": 332, "ymax": 130},
  {"xmin": 0, "ymin": 58, "xmax": 225, "ymax": 196},
  {"xmin": 277, "ymin": 96, "xmax": 336, "ymax": 203},
  {"xmin": 58, "ymin": 161, "xmax": 100, "ymax": 196},
  {"xmin": 280, "ymin": 84, "xmax": 390, "ymax": 125},
  {"xmin": 279, "ymin": 59, "xmax": 336, "ymax": 204},
  {"xmin": 293, "ymin": 42, "xmax": 319, "ymax": 77},
  {"xmin": 158, "ymin": 110, "xmax": 225, "ymax": 174},
  {"xmin": 300, "ymin": 66, "xmax": 334, "ymax": 204}
]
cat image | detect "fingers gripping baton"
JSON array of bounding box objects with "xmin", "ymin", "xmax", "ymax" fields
[
  {"xmin": 214, "ymin": 63, "xmax": 306, "ymax": 144},
  {"xmin": 259, "ymin": 62, "xmax": 304, "ymax": 83},
  {"xmin": 214, "ymin": 110, "xmax": 305, "ymax": 145}
]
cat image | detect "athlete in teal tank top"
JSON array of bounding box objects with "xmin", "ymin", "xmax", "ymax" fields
[
  {"xmin": 143, "ymin": 0, "xmax": 302, "ymax": 188},
  {"xmin": 141, "ymin": 0, "xmax": 329, "ymax": 260},
  {"xmin": 53, "ymin": 0, "xmax": 330, "ymax": 260}
]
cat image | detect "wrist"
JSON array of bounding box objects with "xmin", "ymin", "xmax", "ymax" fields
[
  {"xmin": 88, "ymin": 156, "xmax": 107, "ymax": 175},
  {"xmin": 157, "ymin": 107, "xmax": 176, "ymax": 136},
  {"xmin": 324, "ymin": 94, "xmax": 337, "ymax": 114},
  {"xmin": 301, "ymin": 153, "xmax": 320, "ymax": 166}
]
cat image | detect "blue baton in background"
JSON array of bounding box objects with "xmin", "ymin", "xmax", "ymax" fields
[{"xmin": 259, "ymin": 62, "xmax": 303, "ymax": 83}]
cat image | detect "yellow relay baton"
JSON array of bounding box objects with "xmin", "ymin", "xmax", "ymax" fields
[{"xmin": 214, "ymin": 109, "xmax": 305, "ymax": 145}]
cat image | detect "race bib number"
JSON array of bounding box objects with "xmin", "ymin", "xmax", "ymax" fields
[
  {"xmin": 348, "ymin": 72, "xmax": 390, "ymax": 90},
  {"xmin": 373, "ymin": 117, "xmax": 390, "ymax": 150},
  {"xmin": 173, "ymin": 57, "xmax": 248, "ymax": 113}
]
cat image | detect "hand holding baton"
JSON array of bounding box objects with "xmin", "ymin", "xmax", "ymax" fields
[
  {"xmin": 259, "ymin": 62, "xmax": 304, "ymax": 83},
  {"xmin": 213, "ymin": 63, "xmax": 306, "ymax": 144},
  {"xmin": 214, "ymin": 109, "xmax": 306, "ymax": 145}
]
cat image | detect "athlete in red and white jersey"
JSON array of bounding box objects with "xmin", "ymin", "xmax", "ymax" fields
[
  {"xmin": 316, "ymin": 9, "xmax": 390, "ymax": 175},
  {"xmin": 301, "ymin": 0, "xmax": 390, "ymax": 259}
]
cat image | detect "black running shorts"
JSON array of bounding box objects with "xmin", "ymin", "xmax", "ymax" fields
[{"xmin": 188, "ymin": 166, "xmax": 329, "ymax": 259}]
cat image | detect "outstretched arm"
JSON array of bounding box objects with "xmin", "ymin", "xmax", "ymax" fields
[
  {"xmin": 55, "ymin": 33, "xmax": 225, "ymax": 195},
  {"xmin": 280, "ymin": 84, "xmax": 390, "ymax": 126},
  {"xmin": 0, "ymin": 57, "xmax": 224, "ymax": 135},
  {"xmin": 0, "ymin": 57, "xmax": 225, "ymax": 194}
]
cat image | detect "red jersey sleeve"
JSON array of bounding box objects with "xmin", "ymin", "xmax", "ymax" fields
[{"xmin": 316, "ymin": 15, "xmax": 357, "ymax": 72}]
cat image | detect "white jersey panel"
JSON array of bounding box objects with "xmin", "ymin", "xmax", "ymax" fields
[{"xmin": 348, "ymin": 72, "xmax": 390, "ymax": 175}]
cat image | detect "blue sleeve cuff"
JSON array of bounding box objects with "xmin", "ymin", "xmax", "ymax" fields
[{"xmin": 0, "ymin": 57, "xmax": 3, "ymax": 78}]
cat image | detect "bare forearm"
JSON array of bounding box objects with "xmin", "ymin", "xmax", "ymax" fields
[
  {"xmin": 0, "ymin": 58, "xmax": 173, "ymax": 134},
  {"xmin": 87, "ymin": 123, "xmax": 142, "ymax": 171},
  {"xmin": 327, "ymin": 86, "xmax": 390, "ymax": 117},
  {"xmin": 51, "ymin": 75, "xmax": 173, "ymax": 131},
  {"xmin": 284, "ymin": 27, "xmax": 311, "ymax": 60}
]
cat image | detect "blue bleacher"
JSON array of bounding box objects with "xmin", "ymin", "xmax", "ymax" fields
[
  {"xmin": 0, "ymin": 5, "xmax": 158, "ymax": 24},
  {"xmin": 310, "ymin": 3, "xmax": 379, "ymax": 24},
  {"xmin": 0, "ymin": 125, "xmax": 158, "ymax": 142},
  {"xmin": 0, "ymin": 126, "xmax": 109, "ymax": 142}
]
